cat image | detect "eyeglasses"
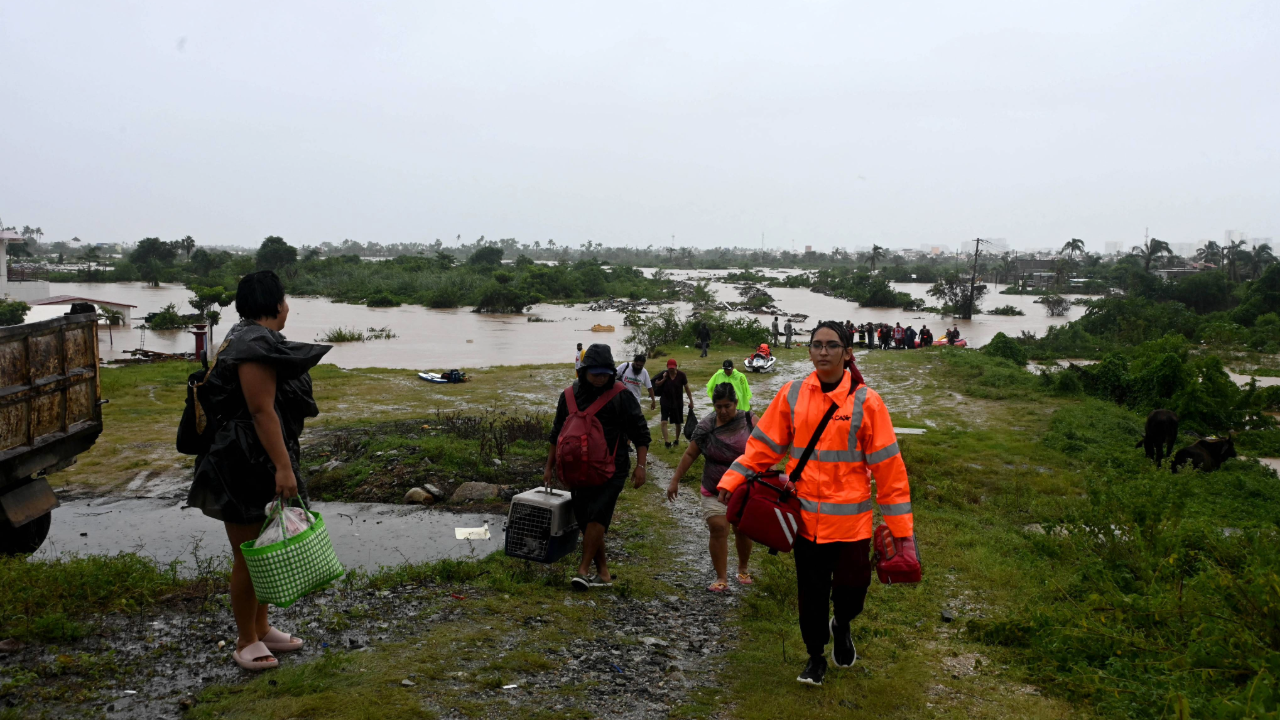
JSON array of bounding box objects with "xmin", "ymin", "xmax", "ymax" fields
[{"xmin": 810, "ymin": 342, "xmax": 845, "ymax": 353}]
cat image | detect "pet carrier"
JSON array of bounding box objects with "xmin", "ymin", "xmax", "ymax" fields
[{"xmin": 504, "ymin": 487, "xmax": 580, "ymax": 563}]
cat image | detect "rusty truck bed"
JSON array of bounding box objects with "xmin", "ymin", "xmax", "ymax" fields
[{"xmin": 0, "ymin": 313, "xmax": 103, "ymax": 488}]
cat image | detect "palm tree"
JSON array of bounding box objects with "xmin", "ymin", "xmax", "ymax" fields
[
  {"xmin": 1052, "ymin": 257, "xmax": 1071, "ymax": 288},
  {"xmin": 1248, "ymin": 243, "xmax": 1276, "ymax": 279},
  {"xmin": 1195, "ymin": 241, "xmax": 1223, "ymax": 266},
  {"xmin": 1224, "ymin": 240, "xmax": 1249, "ymax": 282},
  {"xmin": 1131, "ymin": 238, "xmax": 1172, "ymax": 272},
  {"xmin": 178, "ymin": 235, "xmax": 196, "ymax": 261},
  {"xmin": 997, "ymin": 254, "xmax": 1018, "ymax": 284},
  {"xmin": 867, "ymin": 244, "xmax": 886, "ymax": 272},
  {"xmin": 1060, "ymin": 238, "xmax": 1085, "ymax": 260},
  {"xmin": 82, "ymin": 245, "xmax": 101, "ymax": 281}
]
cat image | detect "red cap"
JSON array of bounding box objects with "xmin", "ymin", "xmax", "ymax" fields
[{"xmin": 667, "ymin": 359, "xmax": 677, "ymax": 368}]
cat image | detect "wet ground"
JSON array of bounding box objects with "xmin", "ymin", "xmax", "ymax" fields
[
  {"xmin": 37, "ymin": 497, "xmax": 505, "ymax": 573},
  {"xmin": 2, "ymin": 460, "xmax": 741, "ymax": 719}
]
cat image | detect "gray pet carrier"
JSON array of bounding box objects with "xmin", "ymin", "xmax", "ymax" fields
[{"xmin": 504, "ymin": 487, "xmax": 579, "ymax": 563}]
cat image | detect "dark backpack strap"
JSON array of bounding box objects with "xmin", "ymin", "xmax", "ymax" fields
[{"xmin": 562, "ymin": 386, "xmax": 579, "ymax": 414}]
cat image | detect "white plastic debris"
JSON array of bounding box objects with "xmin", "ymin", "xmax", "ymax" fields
[
  {"xmin": 455, "ymin": 522, "xmax": 491, "ymax": 540},
  {"xmin": 502, "ymin": 684, "xmax": 518, "ymax": 689}
]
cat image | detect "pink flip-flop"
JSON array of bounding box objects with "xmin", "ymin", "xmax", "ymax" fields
[
  {"xmin": 233, "ymin": 641, "xmax": 278, "ymax": 671},
  {"xmin": 707, "ymin": 581, "xmax": 729, "ymax": 593},
  {"xmin": 737, "ymin": 572, "xmax": 755, "ymax": 586},
  {"xmin": 261, "ymin": 627, "xmax": 305, "ymax": 653}
]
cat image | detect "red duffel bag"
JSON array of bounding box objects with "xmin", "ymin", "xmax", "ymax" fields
[
  {"xmin": 873, "ymin": 523, "xmax": 922, "ymax": 584},
  {"xmin": 727, "ymin": 394, "xmax": 845, "ymax": 554},
  {"xmin": 726, "ymin": 472, "xmax": 803, "ymax": 553}
]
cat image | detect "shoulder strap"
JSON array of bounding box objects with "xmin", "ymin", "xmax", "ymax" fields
[
  {"xmin": 191, "ymin": 337, "xmax": 233, "ymax": 434},
  {"xmin": 562, "ymin": 386, "xmax": 579, "ymax": 414},
  {"xmin": 791, "ymin": 381, "xmax": 856, "ymax": 484},
  {"xmin": 581, "ymin": 383, "xmax": 623, "ymax": 417}
]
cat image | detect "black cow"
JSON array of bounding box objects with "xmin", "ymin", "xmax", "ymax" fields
[
  {"xmin": 1135, "ymin": 409, "xmax": 1179, "ymax": 467},
  {"xmin": 1171, "ymin": 436, "xmax": 1237, "ymax": 474}
]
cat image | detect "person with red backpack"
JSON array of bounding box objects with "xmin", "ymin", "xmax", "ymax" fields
[
  {"xmin": 545, "ymin": 343, "xmax": 651, "ymax": 591},
  {"xmin": 716, "ymin": 320, "xmax": 914, "ymax": 687}
]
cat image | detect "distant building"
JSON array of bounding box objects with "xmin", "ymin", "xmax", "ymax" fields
[
  {"xmin": 1171, "ymin": 242, "xmax": 1196, "ymax": 258},
  {"xmin": 804, "ymin": 245, "xmax": 813, "ymax": 253},
  {"xmin": 985, "ymin": 238, "xmax": 1009, "ymax": 254},
  {"xmin": 1155, "ymin": 268, "xmax": 1203, "ymax": 282},
  {"xmin": 1105, "ymin": 241, "xmax": 1123, "ymax": 255}
]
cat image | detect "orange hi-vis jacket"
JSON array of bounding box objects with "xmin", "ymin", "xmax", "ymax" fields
[{"xmin": 716, "ymin": 369, "xmax": 913, "ymax": 543}]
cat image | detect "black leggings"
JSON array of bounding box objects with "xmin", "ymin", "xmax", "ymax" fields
[{"xmin": 794, "ymin": 536, "xmax": 872, "ymax": 658}]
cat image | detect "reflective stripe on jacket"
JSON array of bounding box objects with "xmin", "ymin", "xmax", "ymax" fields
[{"xmin": 716, "ymin": 369, "xmax": 913, "ymax": 543}]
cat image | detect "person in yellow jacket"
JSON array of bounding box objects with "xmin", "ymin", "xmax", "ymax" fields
[
  {"xmin": 705, "ymin": 359, "xmax": 752, "ymax": 411},
  {"xmin": 716, "ymin": 320, "xmax": 913, "ymax": 687}
]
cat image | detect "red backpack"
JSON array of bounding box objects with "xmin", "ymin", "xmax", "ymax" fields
[{"xmin": 555, "ymin": 384, "xmax": 624, "ymax": 489}]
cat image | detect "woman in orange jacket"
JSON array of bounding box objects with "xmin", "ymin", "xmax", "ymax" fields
[{"xmin": 716, "ymin": 320, "xmax": 913, "ymax": 686}]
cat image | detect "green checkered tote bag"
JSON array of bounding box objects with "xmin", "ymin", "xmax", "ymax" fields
[{"xmin": 241, "ymin": 498, "xmax": 345, "ymax": 608}]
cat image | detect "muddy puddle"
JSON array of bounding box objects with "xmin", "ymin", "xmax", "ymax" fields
[{"xmin": 35, "ymin": 497, "xmax": 505, "ymax": 572}]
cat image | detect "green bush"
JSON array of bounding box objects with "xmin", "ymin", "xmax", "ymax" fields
[
  {"xmin": 0, "ymin": 299, "xmax": 31, "ymax": 327},
  {"xmin": 365, "ymin": 292, "xmax": 401, "ymax": 308},
  {"xmin": 982, "ymin": 332, "xmax": 1028, "ymax": 366},
  {"xmin": 988, "ymin": 304, "xmax": 1025, "ymax": 316},
  {"xmin": 147, "ymin": 303, "xmax": 190, "ymax": 330}
]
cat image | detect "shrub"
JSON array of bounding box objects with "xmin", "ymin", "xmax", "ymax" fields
[
  {"xmin": 365, "ymin": 293, "xmax": 401, "ymax": 307},
  {"xmin": 981, "ymin": 332, "xmax": 1028, "ymax": 365},
  {"xmin": 0, "ymin": 299, "xmax": 31, "ymax": 327},
  {"xmin": 147, "ymin": 303, "xmax": 189, "ymax": 330},
  {"xmin": 320, "ymin": 327, "xmax": 366, "ymax": 342},
  {"xmin": 988, "ymin": 304, "xmax": 1025, "ymax": 316},
  {"xmin": 1042, "ymin": 293, "xmax": 1071, "ymax": 316}
]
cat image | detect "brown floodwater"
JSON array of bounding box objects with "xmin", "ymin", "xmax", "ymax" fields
[{"xmin": 17, "ymin": 274, "xmax": 1249, "ymax": 375}]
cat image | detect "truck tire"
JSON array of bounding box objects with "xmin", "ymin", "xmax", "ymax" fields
[{"xmin": 0, "ymin": 511, "xmax": 52, "ymax": 555}]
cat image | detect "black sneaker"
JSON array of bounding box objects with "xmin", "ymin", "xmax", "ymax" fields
[
  {"xmin": 664, "ymin": 441, "xmax": 672, "ymax": 449},
  {"xmin": 571, "ymin": 574, "xmax": 590, "ymax": 591},
  {"xmin": 830, "ymin": 617, "xmax": 856, "ymax": 668},
  {"xmin": 797, "ymin": 655, "xmax": 827, "ymax": 686}
]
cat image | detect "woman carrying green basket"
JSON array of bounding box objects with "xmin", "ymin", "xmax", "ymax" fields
[{"xmin": 186, "ymin": 270, "xmax": 339, "ymax": 671}]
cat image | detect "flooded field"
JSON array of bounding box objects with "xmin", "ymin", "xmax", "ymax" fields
[
  {"xmin": 28, "ymin": 272, "xmax": 1089, "ymax": 369},
  {"xmin": 36, "ymin": 497, "xmax": 505, "ymax": 572}
]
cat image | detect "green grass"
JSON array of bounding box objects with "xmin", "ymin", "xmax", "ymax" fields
[
  {"xmin": 189, "ymin": 475, "xmax": 681, "ymax": 719},
  {"xmin": 0, "ymin": 553, "xmax": 225, "ymax": 642}
]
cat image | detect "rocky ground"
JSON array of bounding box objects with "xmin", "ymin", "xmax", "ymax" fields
[{"xmin": 0, "ymin": 459, "xmax": 746, "ymax": 719}]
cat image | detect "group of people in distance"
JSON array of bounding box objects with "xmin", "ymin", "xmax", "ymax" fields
[
  {"xmin": 560, "ymin": 324, "xmax": 914, "ymax": 687},
  {"xmin": 849, "ymin": 320, "xmax": 961, "ymax": 350}
]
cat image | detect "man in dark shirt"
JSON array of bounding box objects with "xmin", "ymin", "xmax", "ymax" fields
[
  {"xmin": 653, "ymin": 358, "xmax": 694, "ymax": 449},
  {"xmin": 546, "ymin": 344, "xmax": 651, "ymax": 590},
  {"xmin": 698, "ymin": 323, "xmax": 712, "ymax": 358}
]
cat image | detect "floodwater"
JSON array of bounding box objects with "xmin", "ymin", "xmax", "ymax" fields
[
  {"xmin": 35, "ymin": 497, "xmax": 505, "ymax": 573},
  {"xmin": 25, "ymin": 273, "xmax": 1094, "ymax": 370}
]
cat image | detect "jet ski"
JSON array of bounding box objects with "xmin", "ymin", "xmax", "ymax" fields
[
  {"xmin": 745, "ymin": 354, "xmax": 776, "ymax": 372},
  {"xmin": 418, "ymin": 369, "xmax": 469, "ymax": 384}
]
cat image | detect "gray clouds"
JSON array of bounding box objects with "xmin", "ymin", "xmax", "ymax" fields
[{"xmin": 1, "ymin": 1, "xmax": 1276, "ymax": 252}]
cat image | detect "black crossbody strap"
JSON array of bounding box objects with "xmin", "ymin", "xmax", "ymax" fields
[{"xmin": 791, "ymin": 379, "xmax": 857, "ymax": 484}]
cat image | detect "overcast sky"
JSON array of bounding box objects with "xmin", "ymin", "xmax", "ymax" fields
[{"xmin": 2, "ymin": 1, "xmax": 1276, "ymax": 253}]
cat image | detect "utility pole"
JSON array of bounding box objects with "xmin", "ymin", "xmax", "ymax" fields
[{"xmin": 964, "ymin": 237, "xmax": 989, "ymax": 320}]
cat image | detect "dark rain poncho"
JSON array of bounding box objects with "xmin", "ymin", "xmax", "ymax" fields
[{"xmin": 186, "ymin": 320, "xmax": 330, "ymax": 525}]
